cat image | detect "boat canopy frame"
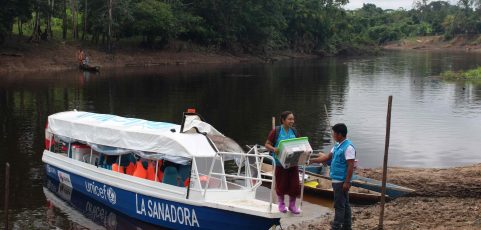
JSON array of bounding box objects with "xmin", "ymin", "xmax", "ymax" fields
[{"xmin": 46, "ymin": 111, "xmax": 230, "ymax": 162}]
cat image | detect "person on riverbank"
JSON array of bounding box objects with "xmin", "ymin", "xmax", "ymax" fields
[
  {"xmin": 76, "ymin": 47, "xmax": 90, "ymax": 68},
  {"xmin": 265, "ymin": 111, "xmax": 301, "ymax": 214},
  {"xmin": 311, "ymin": 123, "xmax": 355, "ymax": 230},
  {"xmin": 77, "ymin": 47, "xmax": 85, "ymax": 67}
]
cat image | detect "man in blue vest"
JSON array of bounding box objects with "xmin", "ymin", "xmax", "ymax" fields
[{"xmin": 311, "ymin": 123, "xmax": 355, "ymax": 230}]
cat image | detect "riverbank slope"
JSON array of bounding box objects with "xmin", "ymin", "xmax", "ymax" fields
[
  {"xmin": 0, "ymin": 40, "xmax": 316, "ymax": 74},
  {"xmin": 290, "ymin": 163, "xmax": 481, "ymax": 229},
  {"xmin": 384, "ymin": 35, "xmax": 481, "ymax": 52}
]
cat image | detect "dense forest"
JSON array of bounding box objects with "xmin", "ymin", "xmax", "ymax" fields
[{"xmin": 1, "ymin": 0, "xmax": 481, "ymax": 54}]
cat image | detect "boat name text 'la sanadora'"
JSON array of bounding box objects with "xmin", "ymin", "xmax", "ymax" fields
[{"xmin": 135, "ymin": 194, "xmax": 200, "ymax": 227}]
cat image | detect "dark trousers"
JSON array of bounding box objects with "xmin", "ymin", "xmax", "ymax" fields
[
  {"xmin": 274, "ymin": 166, "xmax": 300, "ymax": 197},
  {"xmin": 332, "ymin": 182, "xmax": 352, "ymax": 230}
]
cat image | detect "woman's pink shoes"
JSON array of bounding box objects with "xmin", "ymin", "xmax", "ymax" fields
[
  {"xmin": 278, "ymin": 196, "xmax": 288, "ymax": 213},
  {"xmin": 278, "ymin": 196, "xmax": 301, "ymax": 214},
  {"xmin": 288, "ymin": 196, "xmax": 301, "ymax": 214}
]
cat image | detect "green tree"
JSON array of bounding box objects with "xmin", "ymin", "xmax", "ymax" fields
[{"xmin": 133, "ymin": 0, "xmax": 176, "ymax": 47}]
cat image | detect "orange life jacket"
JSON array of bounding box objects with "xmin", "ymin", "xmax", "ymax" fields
[
  {"xmin": 147, "ymin": 161, "xmax": 159, "ymax": 181},
  {"xmin": 125, "ymin": 162, "xmax": 136, "ymax": 175},
  {"xmin": 133, "ymin": 161, "xmax": 147, "ymax": 179},
  {"xmin": 112, "ymin": 163, "xmax": 124, "ymax": 173}
]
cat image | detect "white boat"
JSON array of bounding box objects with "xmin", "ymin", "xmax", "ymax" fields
[{"xmin": 42, "ymin": 110, "xmax": 282, "ymax": 229}]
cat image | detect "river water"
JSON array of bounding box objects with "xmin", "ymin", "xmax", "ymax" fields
[{"xmin": 1, "ymin": 50, "xmax": 481, "ymax": 228}]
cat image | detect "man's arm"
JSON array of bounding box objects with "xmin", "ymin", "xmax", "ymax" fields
[
  {"xmin": 343, "ymin": 159, "xmax": 355, "ymax": 192},
  {"xmin": 310, "ymin": 152, "xmax": 332, "ymax": 164}
]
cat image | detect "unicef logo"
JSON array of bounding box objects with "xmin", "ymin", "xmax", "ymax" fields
[{"xmin": 107, "ymin": 187, "xmax": 117, "ymax": 205}]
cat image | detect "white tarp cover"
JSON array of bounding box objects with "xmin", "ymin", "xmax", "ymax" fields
[
  {"xmin": 47, "ymin": 111, "xmax": 218, "ymax": 158},
  {"xmin": 182, "ymin": 115, "xmax": 223, "ymax": 136}
]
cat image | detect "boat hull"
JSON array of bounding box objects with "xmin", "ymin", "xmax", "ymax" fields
[
  {"xmin": 351, "ymin": 175, "xmax": 415, "ymax": 199},
  {"xmin": 79, "ymin": 64, "xmax": 100, "ymax": 72},
  {"xmin": 44, "ymin": 178, "xmax": 158, "ymax": 229},
  {"xmin": 301, "ymin": 165, "xmax": 414, "ymax": 199},
  {"xmin": 303, "ymin": 181, "xmax": 383, "ymax": 204},
  {"xmin": 44, "ymin": 163, "xmax": 280, "ymax": 230}
]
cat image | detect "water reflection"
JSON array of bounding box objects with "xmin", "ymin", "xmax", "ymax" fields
[
  {"xmin": 44, "ymin": 178, "xmax": 159, "ymax": 229},
  {"xmin": 1, "ymin": 51, "xmax": 481, "ymax": 228},
  {"xmin": 334, "ymin": 51, "xmax": 481, "ymax": 168}
]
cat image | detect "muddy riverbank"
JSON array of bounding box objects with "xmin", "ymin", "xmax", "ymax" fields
[
  {"xmin": 288, "ymin": 163, "xmax": 481, "ymax": 229},
  {"xmin": 383, "ymin": 35, "xmax": 481, "ymax": 53},
  {"xmin": 0, "ymin": 41, "xmax": 316, "ymax": 74}
]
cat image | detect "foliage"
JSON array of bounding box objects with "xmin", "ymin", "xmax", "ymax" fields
[
  {"xmin": 133, "ymin": 0, "xmax": 175, "ymax": 46},
  {"xmin": 3, "ymin": 0, "xmax": 481, "ymax": 55},
  {"xmin": 441, "ymin": 67, "xmax": 481, "ymax": 80}
]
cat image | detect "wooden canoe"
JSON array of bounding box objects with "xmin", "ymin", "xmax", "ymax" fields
[
  {"xmin": 302, "ymin": 164, "xmax": 415, "ymax": 199},
  {"xmin": 79, "ymin": 64, "xmax": 100, "ymax": 72},
  {"xmin": 260, "ymin": 163, "xmax": 385, "ymax": 203},
  {"xmin": 303, "ymin": 174, "xmax": 385, "ymax": 204}
]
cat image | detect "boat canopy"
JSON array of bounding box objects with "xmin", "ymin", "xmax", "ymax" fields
[{"xmin": 47, "ymin": 111, "xmax": 219, "ymax": 160}]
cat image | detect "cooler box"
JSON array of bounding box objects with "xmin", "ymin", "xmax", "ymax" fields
[{"xmin": 277, "ymin": 137, "xmax": 312, "ymax": 169}]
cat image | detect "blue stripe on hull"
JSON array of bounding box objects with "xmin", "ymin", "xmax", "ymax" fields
[{"xmin": 45, "ymin": 164, "xmax": 280, "ymax": 230}]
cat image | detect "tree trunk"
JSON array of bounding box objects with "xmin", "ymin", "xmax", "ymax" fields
[
  {"xmin": 71, "ymin": 0, "xmax": 78, "ymax": 39},
  {"xmin": 49, "ymin": 0, "xmax": 55, "ymax": 38},
  {"xmin": 63, "ymin": 0, "xmax": 67, "ymax": 39},
  {"xmin": 30, "ymin": 0, "xmax": 41, "ymax": 42},
  {"xmin": 18, "ymin": 20, "xmax": 23, "ymax": 37},
  {"xmin": 45, "ymin": 0, "xmax": 53, "ymax": 40},
  {"xmin": 107, "ymin": 0, "xmax": 112, "ymax": 52},
  {"xmin": 82, "ymin": 0, "xmax": 88, "ymax": 40}
]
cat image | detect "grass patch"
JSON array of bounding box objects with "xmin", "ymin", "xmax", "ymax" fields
[{"xmin": 441, "ymin": 67, "xmax": 481, "ymax": 81}]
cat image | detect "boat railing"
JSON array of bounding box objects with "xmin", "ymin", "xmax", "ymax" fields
[{"xmin": 202, "ymin": 147, "xmax": 277, "ymax": 213}]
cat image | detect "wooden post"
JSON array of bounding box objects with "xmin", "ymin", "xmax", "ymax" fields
[
  {"xmin": 378, "ymin": 96, "xmax": 393, "ymax": 229},
  {"xmin": 271, "ymin": 116, "xmax": 275, "ymax": 130},
  {"xmin": 4, "ymin": 163, "xmax": 10, "ymax": 230},
  {"xmin": 271, "ymin": 116, "xmax": 277, "ymax": 204}
]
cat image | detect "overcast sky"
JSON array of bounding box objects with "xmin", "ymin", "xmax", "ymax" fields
[{"xmin": 344, "ymin": 0, "xmax": 457, "ymax": 10}]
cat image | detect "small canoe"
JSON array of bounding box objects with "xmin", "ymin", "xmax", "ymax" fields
[
  {"xmin": 301, "ymin": 164, "xmax": 415, "ymax": 199},
  {"xmin": 260, "ymin": 163, "xmax": 384, "ymax": 203},
  {"xmin": 79, "ymin": 64, "xmax": 100, "ymax": 72},
  {"xmin": 351, "ymin": 175, "xmax": 415, "ymax": 199},
  {"xmin": 303, "ymin": 174, "xmax": 385, "ymax": 204}
]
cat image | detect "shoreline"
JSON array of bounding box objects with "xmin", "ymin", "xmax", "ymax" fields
[
  {"xmin": 383, "ymin": 35, "xmax": 481, "ymax": 53},
  {"xmin": 289, "ymin": 163, "xmax": 481, "ymax": 229},
  {"xmin": 3, "ymin": 35, "xmax": 481, "ymax": 74},
  {"xmin": 0, "ymin": 41, "xmax": 318, "ymax": 74}
]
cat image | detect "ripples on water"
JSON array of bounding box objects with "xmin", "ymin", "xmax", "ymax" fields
[{"xmin": 1, "ymin": 50, "xmax": 481, "ymax": 228}]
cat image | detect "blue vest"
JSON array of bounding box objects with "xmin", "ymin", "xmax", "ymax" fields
[
  {"xmin": 272, "ymin": 127, "xmax": 296, "ymax": 166},
  {"xmin": 330, "ymin": 139, "xmax": 354, "ymax": 182}
]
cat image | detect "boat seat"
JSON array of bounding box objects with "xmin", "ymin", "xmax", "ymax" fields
[
  {"xmin": 163, "ymin": 166, "xmax": 179, "ymax": 186},
  {"xmin": 178, "ymin": 165, "xmax": 191, "ymax": 187}
]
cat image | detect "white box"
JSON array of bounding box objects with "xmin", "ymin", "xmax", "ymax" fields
[{"xmin": 277, "ymin": 137, "xmax": 312, "ymax": 169}]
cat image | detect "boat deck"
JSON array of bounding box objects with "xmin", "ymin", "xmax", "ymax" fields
[{"xmin": 210, "ymin": 198, "xmax": 280, "ymax": 214}]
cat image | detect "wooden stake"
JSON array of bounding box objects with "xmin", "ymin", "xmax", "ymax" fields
[
  {"xmin": 378, "ymin": 96, "xmax": 393, "ymax": 229},
  {"xmin": 271, "ymin": 116, "xmax": 277, "ymax": 204},
  {"xmin": 4, "ymin": 163, "xmax": 10, "ymax": 230}
]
